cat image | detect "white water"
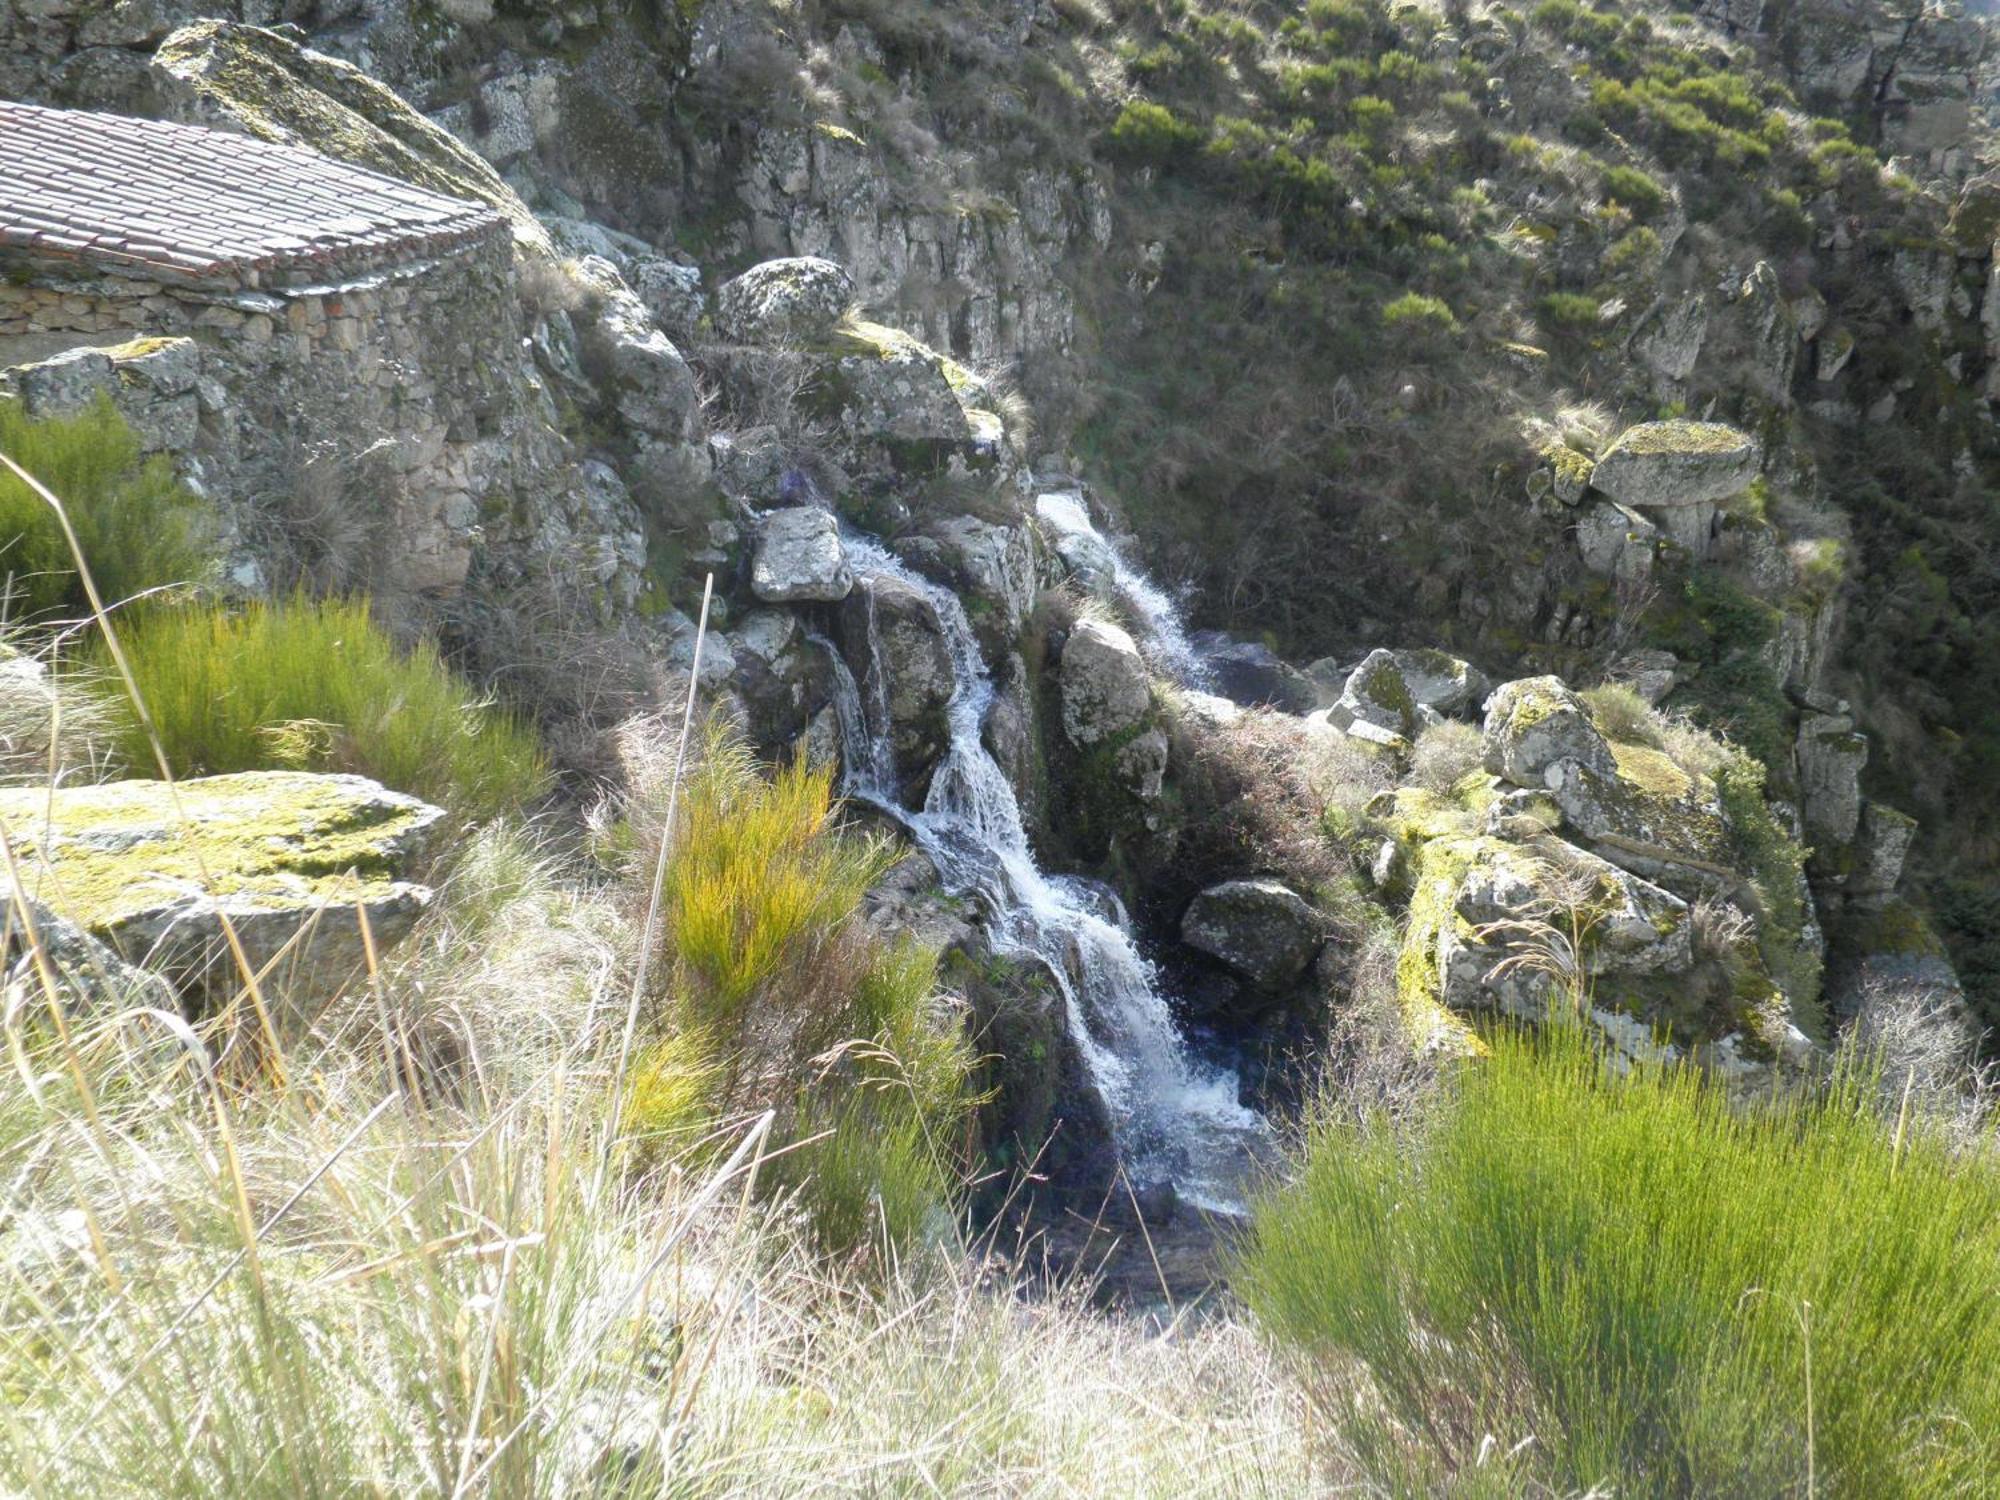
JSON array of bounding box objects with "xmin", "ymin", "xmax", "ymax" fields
[
  {"xmin": 1033, "ymin": 490, "xmax": 1211, "ymax": 689},
  {"xmin": 824, "ymin": 533, "xmax": 1267, "ymax": 1213}
]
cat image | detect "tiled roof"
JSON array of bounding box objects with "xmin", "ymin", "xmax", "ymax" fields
[{"xmin": 0, "ymin": 102, "xmax": 504, "ymax": 286}]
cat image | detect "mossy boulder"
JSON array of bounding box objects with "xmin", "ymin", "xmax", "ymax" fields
[
  {"xmin": 1589, "ymin": 421, "xmax": 1761, "ymax": 510},
  {"xmin": 1482, "ymin": 675, "xmax": 1615, "ymax": 788},
  {"xmin": 1392, "ymin": 647, "xmax": 1491, "ymax": 719},
  {"xmin": 1544, "ymin": 742, "xmax": 1736, "ymax": 886},
  {"xmin": 1329, "ymin": 648, "xmax": 1417, "ymax": 739},
  {"xmin": 0, "ymin": 772, "xmax": 442, "ymax": 1002},
  {"xmin": 151, "ymin": 20, "xmax": 549, "ymax": 253}
]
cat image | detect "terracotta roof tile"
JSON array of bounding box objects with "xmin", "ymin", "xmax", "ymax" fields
[{"xmin": 0, "ymin": 102, "xmax": 504, "ymax": 284}]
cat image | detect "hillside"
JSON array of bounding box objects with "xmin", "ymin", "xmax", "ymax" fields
[{"xmin": 2, "ymin": 0, "xmax": 1999, "ymax": 1493}]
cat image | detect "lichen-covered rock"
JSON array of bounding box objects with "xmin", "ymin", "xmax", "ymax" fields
[
  {"xmin": 1544, "ymin": 742, "xmax": 1735, "ymax": 885},
  {"xmin": 752, "ymin": 507, "xmax": 852, "ymax": 603},
  {"xmin": 0, "ymin": 772, "xmax": 442, "ymax": 1000},
  {"xmin": 819, "ymin": 319, "xmax": 990, "ymax": 455},
  {"xmin": 1329, "ymin": 648, "xmax": 1417, "ymax": 738},
  {"xmin": 1180, "ymin": 878, "xmax": 1322, "ymax": 989},
  {"xmin": 1482, "ymin": 676, "xmax": 1615, "ymax": 788},
  {"xmin": 150, "ymin": 20, "xmax": 549, "ymax": 252},
  {"xmin": 1589, "ymin": 421, "xmax": 1761, "ymax": 509},
  {"xmin": 921, "ymin": 514, "xmax": 1039, "ymax": 643},
  {"xmin": 1393, "ymin": 648, "xmax": 1491, "ymax": 719},
  {"xmin": 569, "ymin": 256, "xmax": 702, "ymax": 446},
  {"xmin": 1575, "ymin": 499, "xmax": 1661, "ymax": 582},
  {"xmin": 1631, "ymin": 293, "xmax": 1709, "ymax": 384},
  {"xmin": 715, "ymin": 257, "xmax": 855, "ymax": 346},
  {"xmin": 3, "ymin": 894, "xmax": 179, "ymax": 1014},
  {"xmin": 1539, "ymin": 440, "xmax": 1597, "ymax": 504},
  {"xmin": 1059, "ymin": 618, "xmax": 1153, "ymax": 748},
  {"xmin": 1845, "ymin": 802, "xmax": 1917, "ymax": 904}
]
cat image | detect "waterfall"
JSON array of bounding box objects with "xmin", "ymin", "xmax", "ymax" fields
[
  {"xmin": 823, "ymin": 532, "xmax": 1267, "ymax": 1214},
  {"xmin": 1033, "ymin": 489, "xmax": 1210, "ymax": 690}
]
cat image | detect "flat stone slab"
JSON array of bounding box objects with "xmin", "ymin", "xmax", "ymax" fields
[
  {"xmin": 0, "ymin": 771, "xmax": 443, "ymax": 1000},
  {"xmin": 1589, "ymin": 421, "xmax": 1760, "ymax": 509}
]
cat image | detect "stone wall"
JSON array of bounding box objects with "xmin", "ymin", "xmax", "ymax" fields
[{"xmin": 1, "ymin": 226, "xmax": 646, "ymax": 611}]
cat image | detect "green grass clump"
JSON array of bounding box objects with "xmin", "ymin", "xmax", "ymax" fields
[
  {"xmin": 635, "ymin": 724, "xmax": 978, "ymax": 1263},
  {"xmin": 1380, "ymin": 291, "xmax": 1457, "ymax": 332},
  {"xmin": 1601, "ymin": 163, "xmax": 1667, "ymax": 217},
  {"xmin": 100, "ymin": 593, "xmax": 547, "ymax": 821},
  {"xmin": 1240, "ymin": 1024, "xmax": 2000, "ymax": 1495},
  {"xmin": 0, "ymin": 396, "xmax": 210, "ymax": 621}
]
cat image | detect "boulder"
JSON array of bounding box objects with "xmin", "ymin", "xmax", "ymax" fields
[
  {"xmin": 629, "ymin": 257, "xmax": 706, "ymax": 344},
  {"xmin": 1608, "ymin": 649, "xmax": 1680, "ymax": 706},
  {"xmin": 1482, "ymin": 676, "xmax": 1615, "ymax": 788},
  {"xmin": 821, "ymin": 321, "xmax": 993, "ymax": 457},
  {"xmin": 730, "ymin": 608, "xmax": 833, "ymax": 752},
  {"xmin": 1543, "ymin": 742, "xmax": 1735, "ymax": 887},
  {"xmin": 1059, "ymin": 618, "xmax": 1153, "ymax": 748},
  {"xmin": 3, "ymin": 894, "xmax": 179, "ymax": 1014},
  {"xmin": 570, "ymin": 257, "xmax": 703, "ymax": 447},
  {"xmin": 1193, "ymin": 635, "xmax": 1318, "ymax": 714},
  {"xmin": 921, "ymin": 514, "xmax": 1039, "ymax": 642},
  {"xmin": 1842, "ymin": 801, "xmax": 1917, "ymax": 905},
  {"xmin": 1589, "ymin": 421, "xmax": 1760, "ymax": 510},
  {"xmin": 1328, "ymin": 648, "xmax": 1417, "ymax": 738},
  {"xmin": 1392, "ymin": 648, "xmax": 1491, "ymax": 719},
  {"xmin": 1, "ymin": 336, "xmax": 201, "ymax": 453},
  {"xmin": 150, "ymin": 20, "xmax": 549, "ymax": 251},
  {"xmin": 1180, "ymin": 878, "xmax": 1322, "ymax": 989},
  {"xmin": 714, "ymin": 257, "xmax": 855, "ymax": 346},
  {"xmin": 752, "ymin": 507, "xmax": 852, "ymax": 603},
  {"xmin": 0, "ymin": 772, "xmax": 442, "ymax": 1001},
  {"xmin": 1575, "ymin": 500, "xmax": 1660, "ymax": 583}
]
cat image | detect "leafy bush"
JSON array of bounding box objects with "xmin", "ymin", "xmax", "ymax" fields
[
  {"xmin": 0, "ymin": 396, "xmax": 209, "ymax": 621},
  {"xmin": 101, "ymin": 594, "xmax": 547, "ymax": 820},
  {"xmin": 1241, "ymin": 1024, "xmax": 2000, "ymax": 1494}
]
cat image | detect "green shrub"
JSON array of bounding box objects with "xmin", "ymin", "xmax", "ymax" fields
[
  {"xmin": 1240, "ymin": 1024, "xmax": 2000, "ymax": 1494},
  {"xmin": 1538, "ymin": 290, "xmax": 1603, "ymax": 331},
  {"xmin": 100, "ymin": 593, "xmax": 547, "ymax": 820},
  {"xmin": 1106, "ymin": 100, "xmax": 1204, "ymax": 164},
  {"xmin": 1380, "ymin": 291, "xmax": 1457, "ymax": 331},
  {"xmin": 1601, "ymin": 224, "xmax": 1662, "ymax": 277},
  {"xmin": 1581, "ymin": 681, "xmax": 1665, "ymax": 748},
  {"xmin": 0, "ymin": 396, "xmax": 209, "ymax": 621}
]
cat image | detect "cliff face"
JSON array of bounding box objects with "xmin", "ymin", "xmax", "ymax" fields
[{"xmin": 5, "ymin": 0, "xmax": 2000, "ymax": 1032}]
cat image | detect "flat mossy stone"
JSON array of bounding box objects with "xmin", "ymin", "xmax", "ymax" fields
[{"xmin": 0, "ymin": 771, "xmax": 443, "ymax": 1000}]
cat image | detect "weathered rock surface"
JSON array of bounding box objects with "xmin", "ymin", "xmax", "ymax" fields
[
  {"xmin": 1544, "ymin": 743, "xmax": 1735, "ymax": 886},
  {"xmin": 1589, "ymin": 421, "xmax": 1760, "ymax": 509},
  {"xmin": 1328, "ymin": 648, "xmax": 1417, "ymax": 738},
  {"xmin": 1195, "ymin": 636, "xmax": 1318, "ymax": 714},
  {"xmin": 1, "ymin": 336, "xmax": 201, "ymax": 454},
  {"xmin": 1482, "ymin": 676, "xmax": 1615, "ymax": 788},
  {"xmin": 1180, "ymin": 878, "xmax": 1322, "ymax": 989},
  {"xmin": 836, "ymin": 570, "xmax": 954, "ymax": 792},
  {"xmin": 0, "ymin": 772, "xmax": 442, "ymax": 1001},
  {"xmin": 1058, "ymin": 618, "xmax": 1153, "ymax": 748},
  {"xmin": 1798, "ymin": 710, "xmax": 1867, "ymax": 851},
  {"xmin": 1392, "ymin": 648, "xmax": 1491, "ymax": 719},
  {"xmin": 752, "ymin": 507, "xmax": 852, "ymax": 603},
  {"xmin": 715, "ymin": 257, "xmax": 855, "ymax": 346}
]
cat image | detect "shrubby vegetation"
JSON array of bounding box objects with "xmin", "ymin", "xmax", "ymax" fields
[
  {"xmin": 0, "ymin": 397, "xmax": 209, "ymax": 621},
  {"xmin": 1242, "ymin": 1023, "xmax": 2000, "ymax": 1495},
  {"xmin": 99, "ymin": 594, "xmax": 547, "ymax": 821}
]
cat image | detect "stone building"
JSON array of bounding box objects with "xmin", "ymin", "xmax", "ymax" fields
[{"xmin": 0, "ymin": 100, "xmax": 568, "ymax": 596}]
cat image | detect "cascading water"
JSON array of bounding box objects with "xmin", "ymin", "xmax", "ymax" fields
[
  {"xmin": 1033, "ymin": 489, "xmax": 1210, "ymax": 689},
  {"xmin": 822, "ymin": 530, "xmax": 1267, "ymax": 1214}
]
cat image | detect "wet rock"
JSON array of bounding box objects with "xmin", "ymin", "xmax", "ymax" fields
[
  {"xmin": 1482, "ymin": 676, "xmax": 1615, "ymax": 788},
  {"xmin": 1180, "ymin": 878, "xmax": 1323, "ymax": 989},
  {"xmin": 0, "ymin": 772, "xmax": 442, "ymax": 1002},
  {"xmin": 1058, "ymin": 618, "xmax": 1153, "ymax": 748},
  {"xmin": 1193, "ymin": 635, "xmax": 1317, "ymax": 714},
  {"xmin": 730, "ymin": 608, "xmax": 833, "ymax": 752},
  {"xmin": 714, "ymin": 256, "xmax": 854, "ymax": 346},
  {"xmin": 836, "ymin": 571, "xmax": 954, "ymax": 792},
  {"xmin": 1588, "ymin": 421, "xmax": 1760, "ymax": 510},
  {"xmin": 751, "ymin": 506, "xmax": 852, "ymax": 603}
]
